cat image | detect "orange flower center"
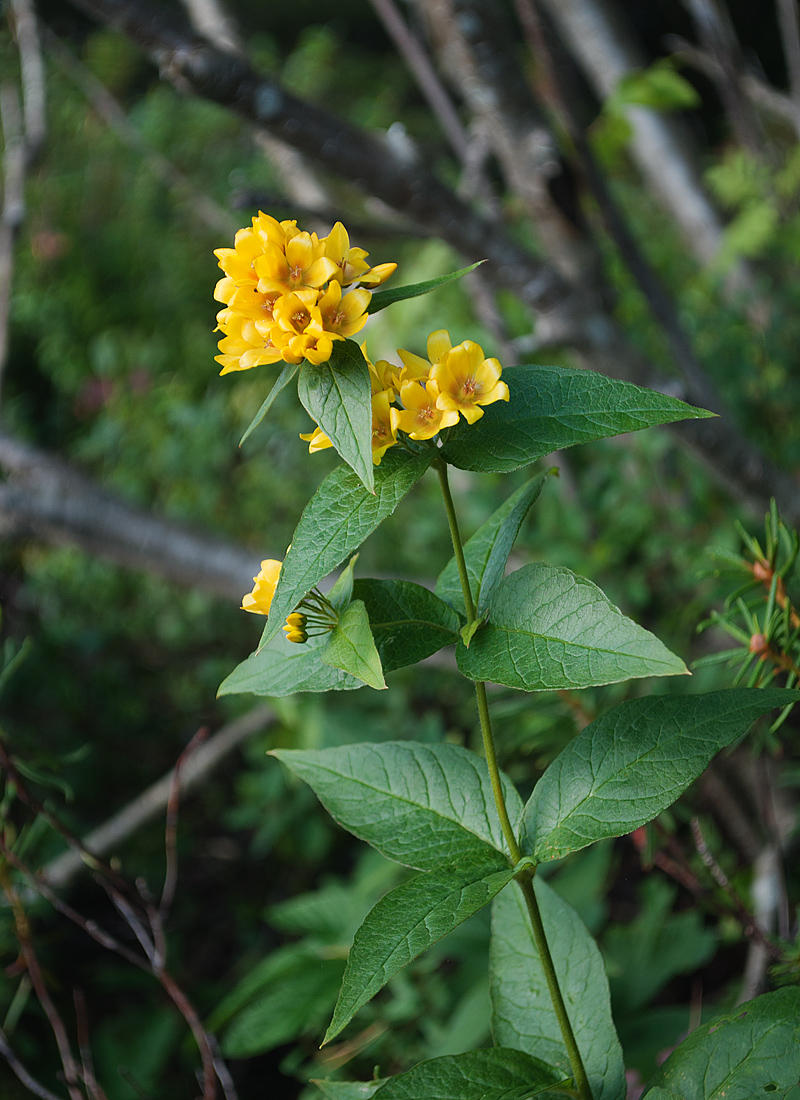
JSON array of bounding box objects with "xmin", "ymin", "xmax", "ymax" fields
[
  {"xmin": 460, "ymin": 376, "xmax": 479, "ymax": 397},
  {"xmin": 292, "ymin": 309, "xmax": 309, "ymax": 329}
]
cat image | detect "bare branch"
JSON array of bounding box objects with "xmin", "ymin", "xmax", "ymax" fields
[
  {"xmin": 777, "ymin": 0, "xmax": 800, "ymax": 105},
  {"xmin": 0, "ymin": 1025, "xmax": 67, "ymax": 1100},
  {"xmin": 0, "ymin": 874, "xmax": 84, "ymax": 1100},
  {"xmin": 8, "ymin": 0, "xmax": 47, "ymax": 161},
  {"xmin": 681, "ymin": 0, "xmax": 767, "ymax": 155},
  {"xmin": 42, "ymin": 705, "xmax": 274, "ymax": 890},
  {"xmin": 417, "ymin": 0, "xmax": 602, "ymax": 287},
  {"xmin": 668, "ymin": 34, "xmax": 800, "ymax": 138},
  {"xmin": 518, "ymin": 0, "xmax": 724, "ymax": 415},
  {"xmin": 159, "ymin": 726, "xmax": 208, "ymax": 920},
  {"xmin": 538, "ymin": 0, "xmax": 737, "ymax": 274},
  {"xmin": 0, "ymin": 431, "xmax": 266, "ymax": 600},
  {"xmin": 179, "ymin": 0, "xmax": 243, "ymax": 55},
  {"xmin": 370, "ymin": 0, "xmax": 470, "ymax": 164}
]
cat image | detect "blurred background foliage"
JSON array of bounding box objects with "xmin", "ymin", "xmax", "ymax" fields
[{"xmin": 0, "ymin": 0, "xmax": 798, "ymax": 1097}]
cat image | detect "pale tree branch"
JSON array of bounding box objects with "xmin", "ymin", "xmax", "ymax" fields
[
  {"xmin": 668, "ymin": 34, "xmax": 800, "ymax": 138},
  {"xmin": 777, "ymin": 0, "xmax": 800, "ymax": 106},
  {"xmin": 0, "ymin": 1026, "xmax": 66, "ymax": 1100},
  {"xmin": 42, "ymin": 705, "xmax": 274, "ymax": 890},
  {"xmin": 8, "ymin": 0, "xmax": 47, "ymax": 162},
  {"xmin": 537, "ymin": 0, "xmax": 747, "ymax": 284},
  {"xmin": 417, "ymin": 0, "xmax": 604, "ymax": 288},
  {"xmin": 682, "ymin": 0, "xmax": 767, "ymax": 155},
  {"xmin": 370, "ymin": 0, "xmax": 471, "ymax": 164},
  {"xmin": 0, "ymin": 431, "xmax": 266, "ymax": 600}
]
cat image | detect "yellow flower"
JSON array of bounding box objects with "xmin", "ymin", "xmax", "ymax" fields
[
  {"xmin": 299, "ymin": 426, "xmax": 334, "ymax": 452},
  {"xmin": 215, "ymin": 215, "xmax": 396, "ymax": 372},
  {"xmin": 324, "ymin": 221, "xmax": 397, "ymax": 287},
  {"xmin": 395, "ymin": 330, "xmax": 452, "ymax": 387},
  {"xmin": 255, "ymin": 231, "xmax": 339, "ymax": 296},
  {"xmin": 316, "ymin": 281, "xmax": 372, "ymax": 340},
  {"xmin": 430, "ymin": 338, "xmax": 510, "ymax": 424},
  {"xmin": 371, "ymin": 390, "xmax": 398, "ymax": 464},
  {"xmin": 370, "ymin": 358, "xmax": 398, "ymax": 398},
  {"xmin": 390, "ymin": 378, "xmax": 459, "ymax": 440},
  {"xmin": 271, "ymin": 291, "xmax": 335, "ymax": 365},
  {"xmin": 214, "ymin": 314, "xmax": 286, "ymax": 374},
  {"xmin": 241, "ymin": 559, "xmax": 282, "ymax": 615}
]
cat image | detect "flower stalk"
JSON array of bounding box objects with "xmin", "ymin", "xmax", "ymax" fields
[{"xmin": 435, "ymin": 457, "xmax": 593, "ymax": 1100}]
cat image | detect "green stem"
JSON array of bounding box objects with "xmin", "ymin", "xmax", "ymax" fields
[{"xmin": 435, "ymin": 457, "xmax": 593, "ymax": 1100}]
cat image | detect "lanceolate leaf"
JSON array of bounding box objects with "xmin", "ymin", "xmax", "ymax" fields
[
  {"xmin": 270, "ymin": 741, "xmax": 523, "ymax": 871},
  {"xmin": 218, "ymin": 630, "xmax": 362, "ymax": 697},
  {"xmin": 262, "ymin": 450, "xmax": 432, "ymax": 646},
  {"xmin": 239, "ymin": 361, "xmax": 300, "ymax": 447},
  {"xmin": 372, "ymin": 1048, "xmax": 565, "ymax": 1100},
  {"xmin": 491, "ymin": 880, "xmax": 626, "ymax": 1100},
  {"xmin": 325, "ymin": 854, "xmax": 514, "ymax": 1044},
  {"xmin": 457, "ymin": 563, "xmax": 687, "ymax": 690},
  {"xmin": 645, "ymin": 988, "xmax": 800, "ymax": 1100},
  {"xmin": 436, "ymin": 473, "xmax": 550, "ymax": 616},
  {"xmin": 440, "ymin": 364, "xmax": 712, "ymax": 473},
  {"xmin": 522, "ymin": 689, "xmax": 800, "ymax": 862},
  {"xmin": 354, "ymin": 579, "xmax": 461, "ymax": 672},
  {"xmin": 322, "ymin": 599, "xmax": 387, "ymax": 690},
  {"xmin": 328, "ymin": 555, "xmax": 358, "ymax": 610},
  {"xmin": 367, "ymin": 261, "xmax": 484, "ymax": 314},
  {"xmin": 298, "ymin": 339, "xmax": 374, "ymax": 492}
]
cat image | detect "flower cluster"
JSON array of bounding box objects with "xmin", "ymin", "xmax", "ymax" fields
[
  {"xmin": 214, "ymin": 214, "xmax": 397, "ymax": 374},
  {"xmin": 301, "ymin": 330, "xmax": 510, "ymax": 464},
  {"xmin": 241, "ymin": 559, "xmax": 339, "ymax": 645}
]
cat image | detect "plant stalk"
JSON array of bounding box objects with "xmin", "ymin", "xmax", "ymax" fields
[{"xmin": 435, "ymin": 457, "xmax": 593, "ymax": 1100}]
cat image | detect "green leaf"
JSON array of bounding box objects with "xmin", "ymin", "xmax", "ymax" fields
[
  {"xmin": 322, "ymin": 599, "xmax": 387, "ymax": 690},
  {"xmin": 436, "ymin": 473, "xmax": 549, "ymax": 616},
  {"xmin": 239, "ymin": 361, "xmax": 300, "ymax": 447},
  {"xmin": 522, "ymin": 689, "xmax": 799, "ymax": 862},
  {"xmin": 367, "ymin": 261, "xmax": 484, "ymax": 314},
  {"xmin": 645, "ymin": 988, "xmax": 800, "ymax": 1100},
  {"xmin": 314, "ymin": 1083, "xmax": 384, "ymax": 1100},
  {"xmin": 440, "ymin": 365, "xmax": 712, "ymax": 473},
  {"xmin": 491, "ymin": 880, "xmax": 626, "ymax": 1100},
  {"xmin": 270, "ymin": 741, "xmax": 522, "ymax": 870},
  {"xmin": 325, "ymin": 853, "xmax": 514, "ymax": 1043},
  {"xmin": 353, "ymin": 579, "xmax": 461, "ymax": 672},
  {"xmin": 372, "ymin": 1049, "xmax": 565, "ymax": 1100},
  {"xmin": 218, "ymin": 630, "xmax": 363, "ymax": 697},
  {"xmin": 220, "ymin": 954, "xmax": 345, "ymax": 1057},
  {"xmin": 298, "ymin": 339, "xmax": 374, "ymax": 492},
  {"xmin": 262, "ymin": 450, "xmax": 432, "ymax": 646},
  {"xmin": 328, "ymin": 555, "xmax": 358, "ymax": 611},
  {"xmin": 457, "ymin": 563, "xmax": 687, "ymax": 691}
]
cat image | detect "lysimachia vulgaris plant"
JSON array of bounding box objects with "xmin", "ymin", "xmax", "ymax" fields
[{"xmin": 216, "ymin": 212, "xmax": 800, "ymax": 1100}]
